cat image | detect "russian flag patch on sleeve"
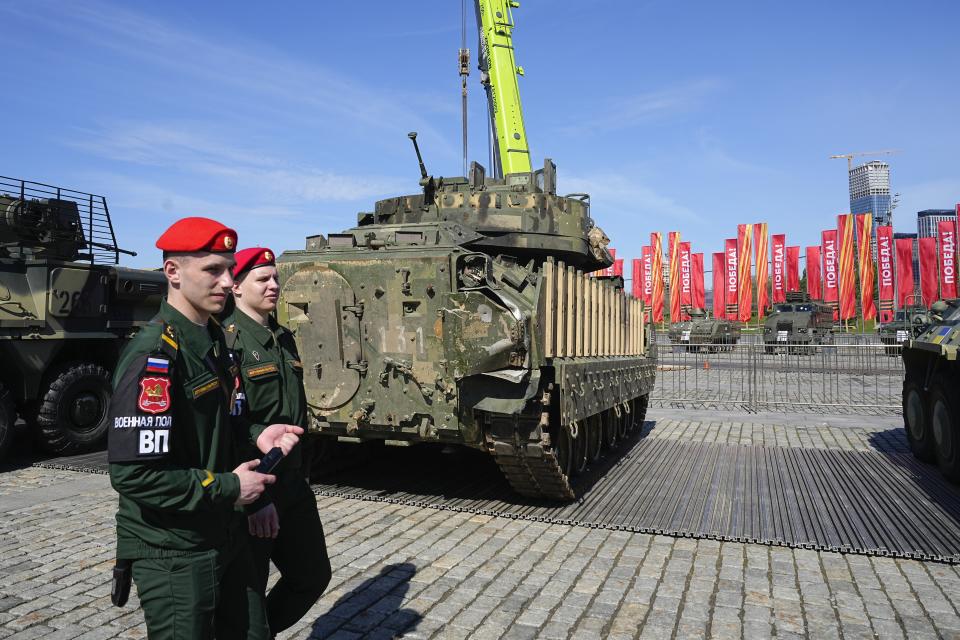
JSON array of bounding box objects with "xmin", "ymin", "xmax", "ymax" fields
[{"xmin": 146, "ymin": 357, "xmax": 170, "ymax": 374}]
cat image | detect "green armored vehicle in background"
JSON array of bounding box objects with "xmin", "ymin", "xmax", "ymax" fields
[
  {"xmin": 878, "ymin": 300, "xmax": 928, "ymax": 356},
  {"xmin": 668, "ymin": 309, "xmax": 740, "ymax": 352},
  {"xmin": 0, "ymin": 177, "xmax": 164, "ymax": 460},
  {"xmin": 763, "ymin": 301, "xmax": 834, "ymax": 354},
  {"xmin": 275, "ymin": 1, "xmax": 656, "ymax": 500},
  {"xmin": 901, "ymin": 299, "xmax": 960, "ymax": 482}
]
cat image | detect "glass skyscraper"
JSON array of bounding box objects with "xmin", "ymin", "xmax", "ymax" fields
[{"xmin": 849, "ymin": 161, "xmax": 892, "ymax": 227}]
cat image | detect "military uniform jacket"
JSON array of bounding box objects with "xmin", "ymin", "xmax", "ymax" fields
[
  {"xmin": 108, "ymin": 300, "xmax": 262, "ymax": 559},
  {"xmin": 226, "ymin": 310, "xmax": 307, "ymax": 482}
]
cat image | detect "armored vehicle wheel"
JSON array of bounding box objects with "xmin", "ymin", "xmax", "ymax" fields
[
  {"xmin": 0, "ymin": 384, "xmax": 15, "ymax": 461},
  {"xmin": 632, "ymin": 395, "xmax": 649, "ymax": 434},
  {"xmin": 552, "ymin": 424, "xmax": 574, "ymax": 480},
  {"xmin": 37, "ymin": 363, "xmax": 111, "ymax": 455},
  {"xmin": 903, "ymin": 380, "xmax": 935, "ymax": 462},
  {"xmin": 573, "ymin": 421, "xmax": 588, "ymax": 475},
  {"xmin": 585, "ymin": 414, "xmax": 602, "ymax": 463},
  {"xmin": 930, "ymin": 384, "xmax": 960, "ymax": 482},
  {"xmin": 602, "ymin": 409, "xmax": 618, "ymax": 449},
  {"xmin": 616, "ymin": 404, "xmax": 630, "ymax": 440}
]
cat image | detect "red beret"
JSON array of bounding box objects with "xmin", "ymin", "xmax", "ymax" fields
[
  {"xmin": 233, "ymin": 247, "xmax": 276, "ymax": 278},
  {"xmin": 156, "ymin": 217, "xmax": 237, "ymax": 253}
]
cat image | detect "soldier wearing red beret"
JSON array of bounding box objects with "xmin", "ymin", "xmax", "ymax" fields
[
  {"xmin": 227, "ymin": 247, "xmax": 331, "ymax": 636},
  {"xmin": 107, "ymin": 218, "xmax": 303, "ymax": 640}
]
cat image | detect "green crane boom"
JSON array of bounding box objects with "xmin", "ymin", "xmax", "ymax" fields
[{"xmin": 475, "ymin": 0, "xmax": 531, "ymax": 177}]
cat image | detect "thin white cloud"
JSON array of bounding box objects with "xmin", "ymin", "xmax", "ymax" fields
[
  {"xmin": 563, "ymin": 173, "xmax": 704, "ymax": 224},
  {"xmin": 68, "ymin": 122, "xmax": 408, "ymax": 203},
  {"xmin": 560, "ymin": 78, "xmax": 723, "ymax": 134}
]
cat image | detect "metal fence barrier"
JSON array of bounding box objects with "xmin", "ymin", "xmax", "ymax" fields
[{"xmin": 652, "ymin": 335, "xmax": 903, "ymax": 413}]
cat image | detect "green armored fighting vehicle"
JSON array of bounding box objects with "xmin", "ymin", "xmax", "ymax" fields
[
  {"xmin": 0, "ymin": 177, "xmax": 164, "ymax": 460},
  {"xmin": 668, "ymin": 309, "xmax": 740, "ymax": 352},
  {"xmin": 902, "ymin": 299, "xmax": 960, "ymax": 481},
  {"xmin": 275, "ymin": 1, "xmax": 656, "ymax": 500},
  {"xmin": 763, "ymin": 301, "xmax": 834, "ymax": 354},
  {"xmin": 878, "ymin": 300, "xmax": 928, "ymax": 356}
]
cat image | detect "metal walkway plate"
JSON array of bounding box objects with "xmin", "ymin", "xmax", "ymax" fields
[{"xmin": 27, "ymin": 434, "xmax": 960, "ymax": 562}]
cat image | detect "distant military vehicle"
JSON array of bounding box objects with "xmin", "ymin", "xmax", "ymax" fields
[
  {"xmin": 668, "ymin": 308, "xmax": 740, "ymax": 352},
  {"xmin": 901, "ymin": 299, "xmax": 960, "ymax": 482},
  {"xmin": 878, "ymin": 300, "xmax": 928, "ymax": 356},
  {"xmin": 274, "ymin": 1, "xmax": 656, "ymax": 501},
  {"xmin": 0, "ymin": 177, "xmax": 164, "ymax": 460},
  {"xmin": 763, "ymin": 301, "xmax": 834, "ymax": 353}
]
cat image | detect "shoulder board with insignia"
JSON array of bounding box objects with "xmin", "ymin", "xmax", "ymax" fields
[{"xmin": 193, "ymin": 379, "xmax": 221, "ymax": 398}]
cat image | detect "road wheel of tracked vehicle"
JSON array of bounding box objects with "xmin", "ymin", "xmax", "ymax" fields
[
  {"xmin": 616, "ymin": 403, "xmax": 630, "ymax": 440},
  {"xmin": 0, "ymin": 384, "xmax": 16, "ymax": 462},
  {"xmin": 585, "ymin": 414, "xmax": 602, "ymax": 463},
  {"xmin": 602, "ymin": 408, "xmax": 618, "ymax": 449},
  {"xmin": 903, "ymin": 380, "xmax": 934, "ymax": 463},
  {"xmin": 37, "ymin": 364, "xmax": 111, "ymax": 455},
  {"xmin": 551, "ymin": 423, "xmax": 574, "ymax": 480},
  {"xmin": 630, "ymin": 395, "xmax": 649, "ymax": 435},
  {"xmin": 930, "ymin": 384, "xmax": 960, "ymax": 482},
  {"xmin": 572, "ymin": 421, "xmax": 588, "ymax": 475}
]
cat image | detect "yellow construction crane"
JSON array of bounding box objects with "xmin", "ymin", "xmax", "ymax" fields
[{"xmin": 829, "ymin": 149, "xmax": 900, "ymax": 172}]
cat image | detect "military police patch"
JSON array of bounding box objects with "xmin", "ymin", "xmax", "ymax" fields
[{"xmin": 138, "ymin": 377, "xmax": 172, "ymax": 414}]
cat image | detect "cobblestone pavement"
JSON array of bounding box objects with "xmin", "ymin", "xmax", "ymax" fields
[{"xmin": 3, "ymin": 418, "xmax": 960, "ymax": 639}]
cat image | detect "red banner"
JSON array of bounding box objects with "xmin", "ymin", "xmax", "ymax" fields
[
  {"xmin": 895, "ymin": 237, "xmax": 915, "ymax": 309},
  {"xmin": 737, "ymin": 224, "xmax": 753, "ymax": 322},
  {"xmin": 631, "ymin": 258, "xmax": 642, "ymax": 299},
  {"xmin": 613, "ymin": 258, "xmax": 624, "ymax": 277},
  {"xmin": 680, "ymin": 241, "xmax": 692, "ymax": 319},
  {"xmin": 855, "ymin": 214, "xmax": 877, "ymax": 321},
  {"xmin": 837, "ymin": 214, "xmax": 856, "ymax": 320},
  {"xmin": 806, "ymin": 246, "xmax": 822, "ymax": 300},
  {"xmin": 938, "ymin": 219, "xmax": 958, "ymax": 300},
  {"xmin": 725, "ymin": 239, "xmax": 738, "ymax": 319},
  {"xmin": 650, "ymin": 233, "xmax": 664, "ymax": 323},
  {"xmin": 668, "ymin": 232, "xmax": 681, "ymax": 322},
  {"xmin": 822, "ymin": 230, "xmax": 839, "ymax": 320},
  {"xmin": 712, "ymin": 252, "xmax": 725, "ymax": 319},
  {"xmin": 786, "ymin": 246, "xmax": 800, "ymax": 292},
  {"xmin": 691, "ymin": 253, "xmax": 705, "ymax": 310},
  {"xmin": 771, "ymin": 234, "xmax": 785, "ymax": 303},
  {"xmin": 876, "ymin": 226, "xmax": 894, "ymax": 323},
  {"xmin": 754, "ymin": 223, "xmax": 768, "ymax": 317},
  {"xmin": 920, "ymin": 236, "xmax": 939, "ymax": 308},
  {"xmin": 641, "ymin": 246, "xmax": 653, "ymax": 306}
]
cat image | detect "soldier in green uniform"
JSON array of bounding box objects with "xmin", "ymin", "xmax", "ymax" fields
[
  {"xmin": 227, "ymin": 246, "xmax": 331, "ymax": 637},
  {"xmin": 107, "ymin": 218, "xmax": 304, "ymax": 640}
]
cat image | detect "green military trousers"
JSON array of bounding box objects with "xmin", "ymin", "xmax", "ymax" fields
[
  {"xmin": 248, "ymin": 476, "xmax": 332, "ymax": 635},
  {"xmin": 132, "ymin": 532, "xmax": 270, "ymax": 640}
]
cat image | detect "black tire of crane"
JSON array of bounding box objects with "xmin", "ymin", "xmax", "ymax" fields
[
  {"xmin": 903, "ymin": 379, "xmax": 935, "ymax": 463},
  {"xmin": 36, "ymin": 363, "xmax": 111, "ymax": 455},
  {"xmin": 930, "ymin": 383, "xmax": 960, "ymax": 482},
  {"xmin": 585, "ymin": 414, "xmax": 602, "ymax": 463},
  {"xmin": 0, "ymin": 383, "xmax": 16, "ymax": 462},
  {"xmin": 572, "ymin": 420, "xmax": 588, "ymax": 476}
]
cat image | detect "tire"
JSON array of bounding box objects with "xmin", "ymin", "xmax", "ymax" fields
[
  {"xmin": 585, "ymin": 414, "xmax": 602, "ymax": 463},
  {"xmin": 553, "ymin": 423, "xmax": 573, "ymax": 480},
  {"xmin": 903, "ymin": 379, "xmax": 935, "ymax": 463},
  {"xmin": 0, "ymin": 384, "xmax": 16, "ymax": 462},
  {"xmin": 616, "ymin": 405, "xmax": 629, "ymax": 440},
  {"xmin": 930, "ymin": 384, "xmax": 960, "ymax": 482},
  {"xmin": 632, "ymin": 395, "xmax": 649, "ymax": 435},
  {"xmin": 572, "ymin": 421, "xmax": 587, "ymax": 475},
  {"xmin": 37, "ymin": 363, "xmax": 112, "ymax": 455},
  {"xmin": 602, "ymin": 409, "xmax": 618, "ymax": 449}
]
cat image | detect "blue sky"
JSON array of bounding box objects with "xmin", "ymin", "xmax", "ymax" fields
[{"xmin": 2, "ymin": 0, "xmax": 958, "ymax": 270}]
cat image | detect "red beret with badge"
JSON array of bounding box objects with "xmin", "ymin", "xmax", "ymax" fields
[
  {"xmin": 233, "ymin": 247, "xmax": 276, "ymax": 278},
  {"xmin": 155, "ymin": 217, "xmax": 237, "ymax": 253}
]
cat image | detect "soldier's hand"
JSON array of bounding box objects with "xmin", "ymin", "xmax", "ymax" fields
[
  {"xmin": 248, "ymin": 503, "xmax": 280, "ymax": 539},
  {"xmin": 257, "ymin": 424, "xmax": 304, "ymax": 457},
  {"xmin": 233, "ymin": 460, "xmax": 276, "ymax": 506}
]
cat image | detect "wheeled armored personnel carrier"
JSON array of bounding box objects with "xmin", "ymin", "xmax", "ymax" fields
[
  {"xmin": 901, "ymin": 299, "xmax": 960, "ymax": 481},
  {"xmin": 0, "ymin": 177, "xmax": 164, "ymax": 460},
  {"xmin": 763, "ymin": 301, "xmax": 834, "ymax": 353}
]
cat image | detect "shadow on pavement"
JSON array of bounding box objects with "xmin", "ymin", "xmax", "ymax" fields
[{"xmin": 309, "ymin": 562, "xmax": 421, "ymax": 639}]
